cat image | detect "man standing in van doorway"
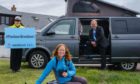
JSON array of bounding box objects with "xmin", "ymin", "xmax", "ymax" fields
[
  {"xmin": 89, "ymin": 19, "xmax": 107, "ymax": 70},
  {"xmin": 9, "ymin": 16, "xmax": 24, "ymax": 72}
]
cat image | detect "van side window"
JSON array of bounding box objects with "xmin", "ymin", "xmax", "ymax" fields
[
  {"xmin": 48, "ymin": 19, "xmax": 75, "ymax": 35},
  {"xmin": 127, "ymin": 18, "xmax": 140, "ymax": 34},
  {"xmin": 112, "ymin": 20, "xmax": 128, "ymax": 34}
]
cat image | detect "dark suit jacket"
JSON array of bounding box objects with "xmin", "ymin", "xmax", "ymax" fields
[{"xmin": 89, "ymin": 26, "xmax": 107, "ymax": 48}]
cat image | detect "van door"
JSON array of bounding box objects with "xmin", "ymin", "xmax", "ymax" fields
[
  {"xmin": 111, "ymin": 17, "xmax": 140, "ymax": 62},
  {"xmin": 42, "ymin": 18, "xmax": 79, "ymax": 60}
]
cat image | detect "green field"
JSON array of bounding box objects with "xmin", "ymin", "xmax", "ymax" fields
[{"xmin": 0, "ymin": 59, "xmax": 140, "ymax": 84}]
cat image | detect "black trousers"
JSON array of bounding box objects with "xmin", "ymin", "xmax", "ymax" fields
[
  {"xmin": 66, "ymin": 76, "xmax": 87, "ymax": 84},
  {"xmin": 99, "ymin": 47, "xmax": 106, "ymax": 69},
  {"xmin": 10, "ymin": 49, "xmax": 22, "ymax": 71},
  {"xmin": 88, "ymin": 44, "xmax": 106, "ymax": 69}
]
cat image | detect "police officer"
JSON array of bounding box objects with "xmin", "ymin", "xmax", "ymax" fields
[{"xmin": 10, "ymin": 16, "xmax": 24, "ymax": 72}]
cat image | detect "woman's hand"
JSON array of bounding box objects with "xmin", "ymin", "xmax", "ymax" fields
[{"xmin": 62, "ymin": 72, "xmax": 67, "ymax": 77}]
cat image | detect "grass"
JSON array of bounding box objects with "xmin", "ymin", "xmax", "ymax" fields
[{"xmin": 0, "ymin": 59, "xmax": 140, "ymax": 84}]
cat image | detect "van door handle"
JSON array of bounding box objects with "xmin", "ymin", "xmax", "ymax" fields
[
  {"xmin": 114, "ymin": 35, "xmax": 119, "ymax": 38},
  {"xmin": 70, "ymin": 36, "xmax": 75, "ymax": 39}
]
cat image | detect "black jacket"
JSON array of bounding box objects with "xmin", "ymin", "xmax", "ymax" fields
[{"xmin": 89, "ymin": 26, "xmax": 107, "ymax": 48}]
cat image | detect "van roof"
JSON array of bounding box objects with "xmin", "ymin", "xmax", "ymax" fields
[
  {"xmin": 59, "ymin": 16, "xmax": 139, "ymax": 19},
  {"xmin": 65, "ymin": 0, "xmax": 140, "ymax": 15}
]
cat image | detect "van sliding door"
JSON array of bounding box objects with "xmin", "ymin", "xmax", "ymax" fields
[{"xmin": 111, "ymin": 17, "xmax": 140, "ymax": 61}]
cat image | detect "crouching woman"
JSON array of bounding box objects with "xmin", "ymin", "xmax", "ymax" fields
[{"xmin": 36, "ymin": 44, "xmax": 87, "ymax": 84}]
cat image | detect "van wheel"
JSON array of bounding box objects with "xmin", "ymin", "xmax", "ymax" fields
[
  {"xmin": 28, "ymin": 50, "xmax": 49, "ymax": 69},
  {"xmin": 119, "ymin": 62, "xmax": 137, "ymax": 71}
]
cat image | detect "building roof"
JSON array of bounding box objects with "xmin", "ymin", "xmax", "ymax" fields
[
  {"xmin": 0, "ymin": 5, "xmax": 19, "ymax": 15},
  {"xmin": 98, "ymin": 0, "xmax": 140, "ymax": 15},
  {"xmin": 17, "ymin": 11, "xmax": 57, "ymax": 30}
]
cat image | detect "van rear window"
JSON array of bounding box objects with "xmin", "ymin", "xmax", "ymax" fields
[
  {"xmin": 112, "ymin": 18, "xmax": 140, "ymax": 34},
  {"xmin": 112, "ymin": 20, "xmax": 128, "ymax": 34}
]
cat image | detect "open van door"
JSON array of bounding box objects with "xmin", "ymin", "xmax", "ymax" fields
[
  {"xmin": 42, "ymin": 18, "xmax": 79, "ymax": 61},
  {"xmin": 110, "ymin": 17, "xmax": 140, "ymax": 70}
]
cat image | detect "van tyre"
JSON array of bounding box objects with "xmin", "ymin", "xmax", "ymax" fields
[
  {"xmin": 28, "ymin": 50, "xmax": 49, "ymax": 69},
  {"xmin": 119, "ymin": 62, "xmax": 137, "ymax": 71}
]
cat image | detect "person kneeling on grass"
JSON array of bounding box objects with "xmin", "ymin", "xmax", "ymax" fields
[{"xmin": 36, "ymin": 44, "xmax": 87, "ymax": 84}]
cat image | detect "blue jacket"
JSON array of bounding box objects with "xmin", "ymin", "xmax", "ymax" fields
[{"xmin": 36, "ymin": 56, "xmax": 76, "ymax": 84}]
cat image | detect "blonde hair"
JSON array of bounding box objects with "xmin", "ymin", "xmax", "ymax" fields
[{"xmin": 52, "ymin": 44, "xmax": 72, "ymax": 61}]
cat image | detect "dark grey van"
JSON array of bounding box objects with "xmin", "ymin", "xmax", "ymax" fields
[{"xmin": 22, "ymin": 16, "xmax": 140, "ymax": 71}]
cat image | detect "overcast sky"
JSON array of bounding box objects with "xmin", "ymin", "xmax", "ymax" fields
[{"xmin": 0, "ymin": 0, "xmax": 139, "ymax": 16}]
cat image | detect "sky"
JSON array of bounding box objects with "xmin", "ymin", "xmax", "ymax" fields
[{"xmin": 0, "ymin": 0, "xmax": 139, "ymax": 16}]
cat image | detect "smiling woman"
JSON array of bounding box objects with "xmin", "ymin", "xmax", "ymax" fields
[{"xmin": 36, "ymin": 44, "xmax": 88, "ymax": 84}]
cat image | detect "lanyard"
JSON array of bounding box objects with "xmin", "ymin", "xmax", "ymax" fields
[{"xmin": 93, "ymin": 30, "xmax": 96, "ymax": 41}]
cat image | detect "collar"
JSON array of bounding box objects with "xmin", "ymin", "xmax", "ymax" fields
[{"xmin": 56, "ymin": 56, "xmax": 65, "ymax": 61}]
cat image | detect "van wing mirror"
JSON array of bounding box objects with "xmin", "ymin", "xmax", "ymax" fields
[{"xmin": 46, "ymin": 32, "xmax": 55, "ymax": 36}]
